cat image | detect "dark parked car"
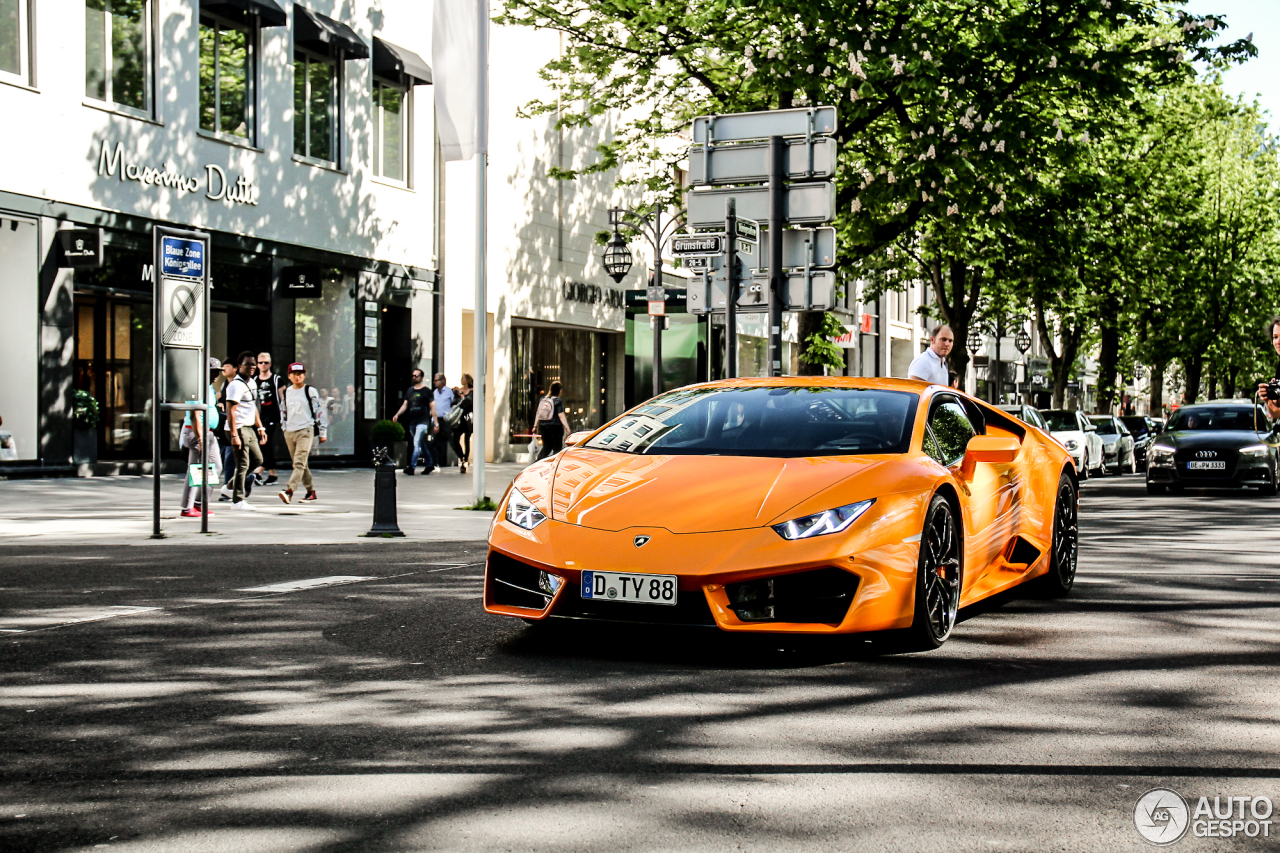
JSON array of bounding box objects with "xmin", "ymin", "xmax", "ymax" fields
[
  {"xmin": 1146, "ymin": 402, "xmax": 1279, "ymax": 495},
  {"xmin": 1121, "ymin": 416, "xmax": 1163, "ymax": 470}
]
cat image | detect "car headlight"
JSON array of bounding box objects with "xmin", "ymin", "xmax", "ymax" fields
[
  {"xmin": 773, "ymin": 499, "xmax": 875, "ymax": 540},
  {"xmin": 1240, "ymin": 444, "xmax": 1270, "ymax": 458},
  {"xmin": 1064, "ymin": 439, "xmax": 1079, "ymax": 451},
  {"xmin": 1149, "ymin": 445, "xmax": 1175, "ymax": 466},
  {"xmin": 504, "ymin": 487, "xmax": 547, "ymax": 530}
]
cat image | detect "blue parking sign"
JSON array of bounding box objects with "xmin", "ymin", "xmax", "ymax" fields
[{"xmin": 160, "ymin": 236, "xmax": 205, "ymax": 279}]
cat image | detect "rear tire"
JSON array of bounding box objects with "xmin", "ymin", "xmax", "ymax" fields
[
  {"xmin": 1034, "ymin": 472, "xmax": 1078, "ymax": 597},
  {"xmin": 1079, "ymin": 453, "xmax": 1090, "ymax": 482},
  {"xmin": 896, "ymin": 494, "xmax": 963, "ymax": 652}
]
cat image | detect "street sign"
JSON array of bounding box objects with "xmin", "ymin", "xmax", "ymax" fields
[
  {"xmin": 689, "ymin": 137, "xmax": 838, "ymax": 185},
  {"xmin": 671, "ymin": 234, "xmax": 724, "ymax": 255},
  {"xmin": 160, "ymin": 277, "xmax": 205, "ymax": 348},
  {"xmin": 682, "ymin": 255, "xmax": 720, "ymax": 272},
  {"xmin": 778, "ymin": 269, "xmax": 838, "ymax": 311},
  {"xmin": 159, "ymin": 235, "xmax": 206, "ymax": 280},
  {"xmin": 757, "ymin": 227, "xmax": 837, "ymax": 269},
  {"xmin": 686, "ymin": 182, "xmax": 836, "ymax": 229},
  {"xmin": 57, "ymin": 228, "xmax": 103, "ymax": 268},
  {"xmin": 736, "ymin": 218, "xmax": 759, "ymax": 243},
  {"xmin": 646, "ymin": 285, "xmax": 665, "ymax": 301},
  {"xmin": 648, "ymin": 300, "xmax": 665, "ymax": 316},
  {"xmin": 692, "ymin": 106, "xmax": 837, "ymax": 143}
]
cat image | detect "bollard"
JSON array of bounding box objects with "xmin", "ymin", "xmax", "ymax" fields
[{"xmin": 365, "ymin": 447, "xmax": 405, "ymax": 537}]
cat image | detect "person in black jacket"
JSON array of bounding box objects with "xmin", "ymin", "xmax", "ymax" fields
[
  {"xmin": 1258, "ymin": 315, "xmax": 1280, "ymax": 421},
  {"xmin": 457, "ymin": 374, "xmax": 475, "ymax": 474},
  {"xmin": 535, "ymin": 381, "xmax": 572, "ymax": 461}
]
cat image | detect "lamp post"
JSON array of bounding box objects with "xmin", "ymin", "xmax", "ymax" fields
[
  {"xmin": 1014, "ymin": 323, "xmax": 1032, "ymax": 404},
  {"xmin": 601, "ymin": 205, "xmax": 684, "ymax": 398}
]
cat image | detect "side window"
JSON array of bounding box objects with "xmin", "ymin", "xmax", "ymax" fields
[
  {"xmin": 926, "ymin": 399, "xmax": 976, "ymax": 467},
  {"xmin": 1, "ymin": 0, "xmax": 32, "ymax": 86}
]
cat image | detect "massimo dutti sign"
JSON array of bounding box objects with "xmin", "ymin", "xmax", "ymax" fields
[{"xmin": 95, "ymin": 140, "xmax": 260, "ymax": 206}]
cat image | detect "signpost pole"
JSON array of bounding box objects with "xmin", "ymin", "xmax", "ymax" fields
[
  {"xmin": 767, "ymin": 135, "xmax": 785, "ymax": 377},
  {"xmin": 201, "ymin": 263, "xmax": 210, "ymax": 535},
  {"xmin": 151, "ymin": 230, "xmax": 162, "ymax": 539},
  {"xmin": 725, "ymin": 198, "xmax": 737, "ymax": 379},
  {"xmin": 652, "ymin": 205, "xmax": 663, "ymax": 397}
]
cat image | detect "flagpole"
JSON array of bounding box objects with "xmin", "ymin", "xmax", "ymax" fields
[{"xmin": 472, "ymin": 0, "xmax": 489, "ymax": 505}]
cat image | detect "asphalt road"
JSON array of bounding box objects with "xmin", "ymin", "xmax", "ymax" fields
[{"xmin": 2, "ymin": 475, "xmax": 1279, "ymax": 852}]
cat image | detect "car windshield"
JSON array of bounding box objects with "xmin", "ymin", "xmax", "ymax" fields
[
  {"xmin": 1041, "ymin": 411, "xmax": 1080, "ymax": 432},
  {"xmin": 1089, "ymin": 417, "xmax": 1118, "ymax": 435},
  {"xmin": 1121, "ymin": 417, "xmax": 1148, "ymax": 435},
  {"xmin": 582, "ymin": 386, "xmax": 919, "ymax": 457},
  {"xmin": 1167, "ymin": 407, "xmax": 1266, "ymax": 432}
]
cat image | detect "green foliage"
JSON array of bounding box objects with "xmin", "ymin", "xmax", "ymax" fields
[
  {"xmin": 458, "ymin": 497, "xmax": 499, "ymax": 512},
  {"xmin": 73, "ymin": 390, "xmax": 100, "ymax": 429},
  {"xmin": 369, "ymin": 419, "xmax": 405, "ymax": 446},
  {"xmin": 800, "ymin": 312, "xmax": 849, "ymax": 373}
]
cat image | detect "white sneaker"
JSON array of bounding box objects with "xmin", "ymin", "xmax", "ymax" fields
[
  {"xmin": 232, "ymin": 500, "xmax": 256, "ymax": 511},
  {"xmin": 219, "ymin": 485, "xmax": 233, "ymax": 499}
]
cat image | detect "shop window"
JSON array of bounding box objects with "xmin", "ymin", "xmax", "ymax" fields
[
  {"xmin": 85, "ymin": 0, "xmax": 151, "ymax": 115},
  {"xmin": 199, "ymin": 12, "xmax": 256, "ymax": 141},
  {"xmin": 293, "ymin": 50, "xmax": 338, "ymax": 163},
  {"xmin": 0, "ymin": 0, "xmax": 31, "ymax": 85},
  {"xmin": 509, "ymin": 325, "xmax": 607, "ymax": 444},
  {"xmin": 294, "ymin": 272, "xmax": 355, "ymax": 455},
  {"xmin": 372, "ymin": 79, "xmax": 407, "ymax": 183}
]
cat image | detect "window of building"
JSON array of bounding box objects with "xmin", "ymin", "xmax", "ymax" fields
[
  {"xmin": 85, "ymin": 0, "xmax": 151, "ymax": 114},
  {"xmin": 294, "ymin": 49, "xmax": 338, "ymax": 163},
  {"xmin": 199, "ymin": 13, "xmax": 255, "ymax": 140},
  {"xmin": 373, "ymin": 79, "xmax": 407, "ymax": 182},
  {"xmin": 0, "ymin": 0, "xmax": 31, "ymax": 85}
]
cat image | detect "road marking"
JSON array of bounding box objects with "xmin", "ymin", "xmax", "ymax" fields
[
  {"xmin": 0, "ymin": 606, "xmax": 160, "ymax": 633},
  {"xmin": 236, "ymin": 576, "xmax": 376, "ymax": 593}
]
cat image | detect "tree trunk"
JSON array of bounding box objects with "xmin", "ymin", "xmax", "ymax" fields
[
  {"xmin": 1183, "ymin": 355, "xmax": 1203, "ymax": 404},
  {"xmin": 1095, "ymin": 322, "xmax": 1121, "ymax": 415},
  {"xmin": 1150, "ymin": 361, "xmax": 1165, "ymax": 415},
  {"xmin": 932, "ymin": 259, "xmax": 980, "ymax": 390},
  {"xmin": 796, "ymin": 311, "xmax": 826, "ymax": 375},
  {"xmin": 1205, "ymin": 363, "xmax": 1217, "ymax": 402},
  {"xmin": 1034, "ymin": 300, "xmax": 1081, "ymax": 410},
  {"xmin": 1223, "ymin": 366, "xmax": 1237, "ymax": 399}
]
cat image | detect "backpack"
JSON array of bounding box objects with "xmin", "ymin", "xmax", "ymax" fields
[
  {"xmin": 534, "ymin": 395, "xmax": 555, "ymax": 425},
  {"xmin": 292, "ymin": 385, "xmax": 323, "ymax": 434}
]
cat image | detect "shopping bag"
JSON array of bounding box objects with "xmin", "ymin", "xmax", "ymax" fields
[{"xmin": 187, "ymin": 462, "xmax": 216, "ymax": 487}]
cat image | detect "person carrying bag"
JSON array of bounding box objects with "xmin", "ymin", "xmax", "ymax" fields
[{"xmin": 534, "ymin": 381, "xmax": 572, "ymax": 461}]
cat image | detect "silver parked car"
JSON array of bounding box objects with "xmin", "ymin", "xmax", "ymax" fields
[
  {"xmin": 1041, "ymin": 409, "xmax": 1105, "ymax": 479},
  {"xmin": 1088, "ymin": 415, "xmax": 1137, "ymax": 475}
]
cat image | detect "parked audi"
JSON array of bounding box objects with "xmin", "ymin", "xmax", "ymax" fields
[
  {"xmin": 1146, "ymin": 402, "xmax": 1279, "ymax": 495},
  {"xmin": 1121, "ymin": 416, "xmax": 1162, "ymax": 471}
]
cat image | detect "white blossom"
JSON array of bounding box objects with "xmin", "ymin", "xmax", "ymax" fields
[
  {"xmin": 864, "ymin": 40, "xmax": 871, "ymax": 51},
  {"xmin": 951, "ymin": 136, "xmax": 958, "ymax": 143},
  {"xmin": 829, "ymin": 37, "xmax": 838, "ymax": 47},
  {"xmin": 768, "ymin": 48, "xmax": 777, "ymax": 59},
  {"xmin": 850, "ymin": 88, "xmax": 860, "ymax": 101},
  {"xmin": 995, "ymin": 140, "xmax": 1005, "ymax": 153},
  {"xmin": 1091, "ymin": 60, "xmax": 1100, "ymax": 71},
  {"xmin": 822, "ymin": 66, "xmax": 831, "ymax": 77},
  {"xmin": 922, "ymin": 50, "xmax": 932, "ymax": 61},
  {"xmin": 1052, "ymin": 117, "xmax": 1060, "ymax": 127},
  {"xmin": 1055, "ymin": 128, "xmax": 1063, "ymax": 140},
  {"xmin": 1019, "ymin": 131, "xmax": 1025, "ymax": 138},
  {"xmin": 947, "ymin": 204, "xmax": 959, "ymax": 216},
  {"xmin": 990, "ymin": 200, "xmax": 1004, "ymax": 215},
  {"xmin": 851, "ymin": 198, "xmax": 862, "ymax": 213},
  {"xmin": 887, "ymin": 171, "xmax": 896, "ymax": 183},
  {"xmin": 922, "ymin": 191, "xmax": 929, "ymax": 201},
  {"xmin": 927, "ymin": 126, "xmax": 935, "ymax": 135},
  {"xmin": 806, "ymin": 64, "xmax": 814, "ymax": 73},
  {"xmin": 980, "ymin": 141, "xmax": 988, "ymax": 151},
  {"xmin": 1048, "ymin": 55, "xmax": 1057, "ymax": 68},
  {"xmin": 983, "ymin": 121, "xmax": 994, "ymax": 133},
  {"xmin": 745, "ymin": 45, "xmax": 754, "ymax": 58},
  {"xmin": 958, "ymin": 75, "xmax": 966, "ymax": 84},
  {"xmin": 928, "ymin": 144, "xmax": 936, "ymax": 158}
]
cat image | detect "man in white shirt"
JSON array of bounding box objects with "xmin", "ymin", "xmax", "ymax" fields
[
  {"xmin": 278, "ymin": 362, "xmax": 328, "ymax": 504},
  {"xmin": 225, "ymin": 351, "xmax": 267, "ymax": 509},
  {"xmin": 907, "ymin": 325, "xmax": 955, "ymax": 386}
]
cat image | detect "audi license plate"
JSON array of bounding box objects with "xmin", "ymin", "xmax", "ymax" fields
[
  {"xmin": 580, "ymin": 571, "xmax": 678, "ymax": 606},
  {"xmin": 1188, "ymin": 461, "xmax": 1226, "ymax": 470}
]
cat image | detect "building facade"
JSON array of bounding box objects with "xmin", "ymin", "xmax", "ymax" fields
[{"xmin": 0, "ymin": 0, "xmax": 437, "ymax": 471}]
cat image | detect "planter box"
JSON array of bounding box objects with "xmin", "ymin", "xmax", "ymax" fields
[{"xmin": 73, "ymin": 428, "xmax": 98, "ymax": 465}]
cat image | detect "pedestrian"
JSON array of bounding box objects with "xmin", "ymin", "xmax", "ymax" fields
[
  {"xmin": 391, "ymin": 369, "xmax": 436, "ymax": 474},
  {"xmin": 179, "ymin": 357, "xmax": 223, "ymax": 517},
  {"xmin": 457, "ymin": 373, "xmax": 475, "ymax": 474},
  {"xmin": 224, "ymin": 350, "xmax": 267, "ymax": 509},
  {"xmin": 432, "ymin": 373, "xmax": 465, "ymax": 470},
  {"xmin": 251, "ymin": 352, "xmax": 285, "ymax": 486},
  {"xmin": 278, "ymin": 362, "xmax": 327, "ymax": 503},
  {"xmin": 907, "ymin": 324, "xmax": 954, "ymax": 385},
  {"xmin": 534, "ymin": 380, "xmax": 571, "ymax": 461},
  {"xmin": 1257, "ymin": 315, "xmax": 1280, "ymax": 421},
  {"xmin": 216, "ymin": 358, "xmax": 242, "ymax": 501}
]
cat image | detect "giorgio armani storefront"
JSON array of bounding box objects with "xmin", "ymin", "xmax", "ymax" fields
[{"xmin": 0, "ymin": 0, "xmax": 438, "ymax": 471}]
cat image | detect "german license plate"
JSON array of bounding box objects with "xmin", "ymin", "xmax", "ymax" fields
[
  {"xmin": 580, "ymin": 571, "xmax": 678, "ymax": 606},
  {"xmin": 1188, "ymin": 461, "xmax": 1225, "ymax": 470}
]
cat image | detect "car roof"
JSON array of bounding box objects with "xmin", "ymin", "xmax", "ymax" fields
[{"xmin": 679, "ymin": 376, "xmax": 940, "ymax": 393}]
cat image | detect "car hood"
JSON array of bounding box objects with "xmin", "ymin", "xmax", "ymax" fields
[
  {"xmin": 1098, "ymin": 433, "xmax": 1120, "ymax": 446},
  {"xmin": 1157, "ymin": 430, "xmax": 1269, "ymax": 449},
  {"xmin": 1050, "ymin": 429, "xmax": 1084, "ymax": 443},
  {"xmin": 545, "ymin": 450, "xmax": 887, "ymax": 533}
]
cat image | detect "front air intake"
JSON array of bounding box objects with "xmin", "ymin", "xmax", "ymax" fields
[
  {"xmin": 725, "ymin": 567, "xmax": 859, "ymax": 624},
  {"xmin": 488, "ymin": 551, "xmax": 552, "ymax": 610}
]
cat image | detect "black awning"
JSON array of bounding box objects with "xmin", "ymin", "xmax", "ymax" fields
[
  {"xmin": 373, "ymin": 37, "xmax": 431, "ymax": 85},
  {"xmin": 202, "ymin": 0, "xmax": 287, "ymax": 27},
  {"xmin": 294, "ymin": 5, "xmax": 369, "ymax": 60}
]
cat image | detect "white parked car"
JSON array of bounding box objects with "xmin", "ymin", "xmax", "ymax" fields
[{"xmin": 1041, "ymin": 409, "xmax": 1104, "ymax": 479}]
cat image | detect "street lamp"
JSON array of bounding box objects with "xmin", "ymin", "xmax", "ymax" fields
[
  {"xmin": 600, "ymin": 205, "xmax": 685, "ymax": 397},
  {"xmin": 602, "ymin": 230, "xmax": 632, "ymax": 284}
]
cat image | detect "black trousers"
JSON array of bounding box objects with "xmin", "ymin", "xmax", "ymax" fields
[
  {"xmin": 259, "ymin": 420, "xmax": 279, "ymax": 470},
  {"xmin": 433, "ymin": 421, "xmax": 466, "ymax": 467},
  {"xmin": 536, "ymin": 424, "xmax": 564, "ymax": 461}
]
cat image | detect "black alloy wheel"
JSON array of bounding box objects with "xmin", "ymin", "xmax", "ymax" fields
[
  {"xmin": 899, "ymin": 494, "xmax": 962, "ymax": 651},
  {"xmin": 1035, "ymin": 472, "xmax": 1078, "ymax": 597}
]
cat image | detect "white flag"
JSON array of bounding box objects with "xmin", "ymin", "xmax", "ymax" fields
[{"xmin": 433, "ymin": 0, "xmax": 488, "ymax": 162}]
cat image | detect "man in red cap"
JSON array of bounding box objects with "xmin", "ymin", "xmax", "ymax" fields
[{"xmin": 278, "ymin": 362, "xmax": 327, "ymax": 503}]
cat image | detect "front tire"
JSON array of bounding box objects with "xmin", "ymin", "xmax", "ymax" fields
[
  {"xmin": 1034, "ymin": 472, "xmax": 1078, "ymax": 597},
  {"xmin": 899, "ymin": 494, "xmax": 962, "ymax": 651},
  {"xmin": 1079, "ymin": 453, "xmax": 1090, "ymax": 482}
]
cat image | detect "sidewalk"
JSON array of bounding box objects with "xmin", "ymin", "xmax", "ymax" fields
[{"xmin": 0, "ymin": 464, "xmax": 523, "ymax": 545}]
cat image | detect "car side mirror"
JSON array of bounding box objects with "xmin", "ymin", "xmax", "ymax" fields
[
  {"xmin": 564, "ymin": 430, "xmax": 593, "ymax": 448},
  {"xmin": 1086, "ymin": 424, "xmax": 1097, "ymax": 432},
  {"xmin": 960, "ymin": 435, "xmax": 1020, "ymax": 480}
]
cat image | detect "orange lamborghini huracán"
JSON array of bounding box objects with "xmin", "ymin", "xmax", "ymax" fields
[{"xmin": 485, "ymin": 377, "xmax": 1078, "ymax": 650}]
